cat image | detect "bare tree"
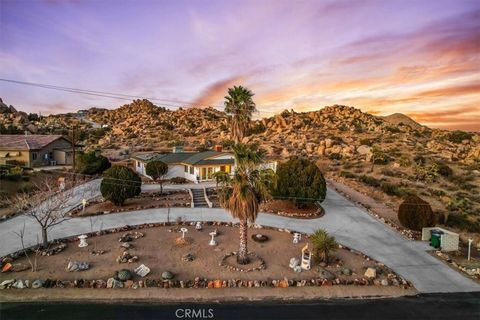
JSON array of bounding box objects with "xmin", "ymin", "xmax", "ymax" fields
[
  {"xmin": 9, "ymin": 178, "xmax": 83, "ymax": 248},
  {"xmin": 13, "ymin": 223, "xmax": 41, "ymax": 272}
]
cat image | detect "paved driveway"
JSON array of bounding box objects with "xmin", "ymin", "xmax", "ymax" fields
[{"xmin": 0, "ymin": 186, "xmax": 478, "ymax": 293}]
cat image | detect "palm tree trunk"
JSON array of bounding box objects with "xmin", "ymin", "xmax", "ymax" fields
[{"xmin": 237, "ymin": 219, "xmax": 249, "ymax": 264}]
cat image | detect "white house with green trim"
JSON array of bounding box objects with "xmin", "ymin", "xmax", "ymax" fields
[{"xmin": 132, "ymin": 149, "xmax": 235, "ymax": 183}]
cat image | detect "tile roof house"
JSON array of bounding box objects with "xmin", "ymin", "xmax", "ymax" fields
[
  {"xmin": 0, "ymin": 134, "xmax": 75, "ymax": 167},
  {"xmin": 132, "ymin": 148, "xmax": 235, "ymax": 183}
]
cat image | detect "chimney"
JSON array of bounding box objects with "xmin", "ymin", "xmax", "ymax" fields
[{"xmin": 214, "ymin": 145, "xmax": 222, "ymax": 152}]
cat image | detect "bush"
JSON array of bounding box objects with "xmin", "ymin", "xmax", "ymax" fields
[
  {"xmin": 398, "ymin": 195, "xmax": 436, "ymax": 230},
  {"xmin": 446, "ymin": 130, "xmax": 473, "ymax": 143},
  {"xmin": 274, "ymin": 156, "xmax": 327, "ymax": 208},
  {"xmin": 340, "ymin": 171, "xmax": 356, "ymax": 179},
  {"xmin": 445, "ymin": 214, "xmax": 480, "ymax": 233},
  {"xmin": 359, "ymin": 175, "xmax": 381, "ymax": 187},
  {"xmin": 359, "ymin": 138, "xmax": 373, "ymax": 146},
  {"xmin": 75, "ymin": 151, "xmax": 111, "ymax": 175},
  {"xmin": 170, "ymin": 177, "xmax": 188, "ymax": 184},
  {"xmin": 311, "ymin": 229, "xmax": 337, "ymax": 263},
  {"xmin": 100, "ymin": 165, "xmax": 141, "ymax": 206},
  {"xmin": 435, "ymin": 161, "xmax": 453, "ymax": 178}
]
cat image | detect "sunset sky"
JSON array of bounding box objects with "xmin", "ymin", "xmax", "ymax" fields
[{"xmin": 0, "ymin": 0, "xmax": 479, "ymax": 131}]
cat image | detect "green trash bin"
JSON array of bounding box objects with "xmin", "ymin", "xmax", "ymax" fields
[{"xmin": 430, "ymin": 230, "xmax": 443, "ymax": 249}]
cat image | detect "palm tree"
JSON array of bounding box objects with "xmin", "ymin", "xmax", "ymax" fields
[
  {"xmin": 224, "ymin": 86, "xmax": 257, "ymax": 144},
  {"xmin": 218, "ymin": 144, "xmax": 274, "ymax": 264},
  {"xmin": 311, "ymin": 229, "xmax": 337, "ymax": 264}
]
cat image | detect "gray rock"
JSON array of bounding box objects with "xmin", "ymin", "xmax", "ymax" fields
[
  {"xmin": 318, "ymin": 268, "xmax": 336, "ymax": 280},
  {"xmin": 381, "ymin": 279, "xmax": 389, "ymax": 286},
  {"xmin": 32, "ymin": 279, "xmax": 44, "ymax": 289},
  {"xmin": 162, "ymin": 271, "xmax": 174, "ymax": 280},
  {"xmin": 107, "ymin": 277, "xmax": 123, "ymax": 288},
  {"xmin": 341, "ymin": 267, "xmax": 352, "ymax": 276},
  {"xmin": 12, "ymin": 279, "xmax": 25, "ymax": 289},
  {"xmin": 0, "ymin": 279, "xmax": 15, "ymax": 289},
  {"xmin": 66, "ymin": 261, "xmax": 90, "ymax": 272}
]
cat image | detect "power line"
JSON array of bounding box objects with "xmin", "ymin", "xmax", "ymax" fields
[{"xmin": 0, "ymin": 78, "xmax": 225, "ymax": 110}]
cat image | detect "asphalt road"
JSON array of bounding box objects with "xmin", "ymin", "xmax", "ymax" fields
[{"xmin": 0, "ymin": 293, "xmax": 479, "ymax": 320}]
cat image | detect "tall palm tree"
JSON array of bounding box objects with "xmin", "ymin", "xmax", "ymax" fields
[
  {"xmin": 218, "ymin": 144, "xmax": 274, "ymax": 264},
  {"xmin": 224, "ymin": 86, "xmax": 257, "ymax": 144}
]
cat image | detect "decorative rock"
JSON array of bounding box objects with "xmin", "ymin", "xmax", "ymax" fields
[
  {"xmin": 251, "ymin": 234, "xmax": 269, "ymax": 242},
  {"xmin": 0, "ymin": 279, "xmax": 15, "ymax": 289},
  {"xmin": 1, "ymin": 263, "xmax": 12, "ymax": 272},
  {"xmin": 289, "ymin": 258, "xmax": 299, "ymax": 268},
  {"xmin": 107, "ymin": 277, "xmax": 123, "ymax": 288},
  {"xmin": 341, "ymin": 267, "xmax": 352, "ymax": 276},
  {"xmin": 12, "ymin": 279, "xmax": 25, "ymax": 289},
  {"xmin": 162, "ymin": 271, "xmax": 174, "ymax": 280},
  {"xmin": 318, "ymin": 268, "xmax": 336, "ymax": 280},
  {"xmin": 121, "ymin": 242, "xmax": 132, "ymax": 249},
  {"xmin": 364, "ymin": 267, "xmax": 377, "ymax": 279},
  {"xmin": 381, "ymin": 279, "xmax": 389, "ymax": 286},
  {"xmin": 66, "ymin": 261, "xmax": 90, "ymax": 272},
  {"xmin": 116, "ymin": 269, "xmax": 133, "ymax": 281},
  {"xmin": 182, "ymin": 253, "xmax": 195, "ymax": 262}
]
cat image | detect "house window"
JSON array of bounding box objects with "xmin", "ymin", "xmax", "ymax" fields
[
  {"xmin": 184, "ymin": 165, "xmax": 188, "ymax": 173},
  {"xmin": 225, "ymin": 165, "xmax": 231, "ymax": 173},
  {"xmin": 190, "ymin": 166, "xmax": 194, "ymax": 175},
  {"xmin": 220, "ymin": 165, "xmax": 225, "ymax": 172},
  {"xmin": 137, "ymin": 161, "xmax": 141, "ymax": 168},
  {"xmin": 32, "ymin": 153, "xmax": 37, "ymax": 160}
]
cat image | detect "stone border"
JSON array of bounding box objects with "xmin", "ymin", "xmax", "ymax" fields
[
  {"xmin": 262, "ymin": 202, "xmax": 325, "ymax": 219},
  {"xmin": 219, "ymin": 252, "xmax": 266, "ymax": 272}
]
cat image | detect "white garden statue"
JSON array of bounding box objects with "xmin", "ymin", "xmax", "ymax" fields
[
  {"xmin": 78, "ymin": 235, "xmax": 88, "ymax": 248},
  {"xmin": 300, "ymin": 244, "xmax": 312, "ymax": 270},
  {"xmin": 293, "ymin": 233, "xmax": 301, "ymax": 244},
  {"xmin": 209, "ymin": 231, "xmax": 217, "ymax": 246},
  {"xmin": 180, "ymin": 228, "xmax": 188, "ymax": 239}
]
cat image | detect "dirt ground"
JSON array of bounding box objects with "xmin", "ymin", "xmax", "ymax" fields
[
  {"xmin": 72, "ymin": 191, "xmax": 190, "ymax": 216},
  {"xmin": 1, "ymin": 226, "xmax": 397, "ymax": 284}
]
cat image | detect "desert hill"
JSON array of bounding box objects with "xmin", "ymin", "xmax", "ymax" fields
[{"xmin": 382, "ymin": 113, "xmax": 423, "ymax": 130}]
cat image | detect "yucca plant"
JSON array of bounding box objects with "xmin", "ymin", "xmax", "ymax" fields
[{"xmin": 311, "ymin": 229, "xmax": 337, "ymax": 263}]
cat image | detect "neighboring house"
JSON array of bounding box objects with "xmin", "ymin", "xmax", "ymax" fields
[
  {"xmin": 0, "ymin": 134, "xmax": 75, "ymax": 167},
  {"xmin": 133, "ymin": 147, "xmax": 235, "ymax": 183}
]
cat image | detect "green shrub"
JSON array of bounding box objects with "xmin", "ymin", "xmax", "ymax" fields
[
  {"xmin": 445, "ymin": 215, "xmax": 480, "ymax": 233},
  {"xmin": 311, "ymin": 229, "xmax": 337, "ymax": 263},
  {"xmin": 380, "ymin": 182, "xmax": 411, "ymax": 197},
  {"xmin": 414, "ymin": 164, "xmax": 439, "ymax": 182},
  {"xmin": 274, "ymin": 156, "xmax": 327, "ymax": 208},
  {"xmin": 445, "ymin": 130, "xmax": 473, "ymax": 143},
  {"xmin": 359, "ymin": 175, "xmax": 381, "ymax": 187},
  {"xmin": 101, "ymin": 165, "xmax": 141, "ymax": 206},
  {"xmin": 340, "ymin": 171, "xmax": 356, "ymax": 179},
  {"xmin": 359, "ymin": 138, "xmax": 373, "ymax": 146},
  {"xmin": 170, "ymin": 177, "xmax": 188, "ymax": 184},
  {"xmin": 398, "ymin": 195, "xmax": 436, "ymax": 231},
  {"xmin": 75, "ymin": 151, "xmax": 111, "ymax": 175},
  {"xmin": 435, "ymin": 161, "xmax": 453, "ymax": 178}
]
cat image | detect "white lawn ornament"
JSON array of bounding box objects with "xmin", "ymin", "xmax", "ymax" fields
[
  {"xmin": 209, "ymin": 231, "xmax": 217, "ymax": 246},
  {"xmin": 293, "ymin": 233, "xmax": 301, "ymax": 244},
  {"xmin": 195, "ymin": 222, "xmax": 202, "ymax": 231},
  {"xmin": 289, "ymin": 257, "xmax": 299, "ymax": 269},
  {"xmin": 180, "ymin": 228, "xmax": 188, "ymax": 239},
  {"xmin": 82, "ymin": 198, "xmax": 87, "ymax": 212},
  {"xmin": 301, "ymin": 244, "xmax": 312, "ymax": 270},
  {"xmin": 468, "ymin": 239, "xmax": 473, "ymax": 261},
  {"xmin": 78, "ymin": 235, "xmax": 88, "ymax": 248}
]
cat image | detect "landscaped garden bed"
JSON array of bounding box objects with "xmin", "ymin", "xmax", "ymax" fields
[
  {"xmin": 70, "ymin": 190, "xmax": 190, "ymax": 216},
  {"xmin": 0, "ymin": 222, "xmax": 411, "ymax": 293},
  {"xmin": 261, "ymin": 199, "xmax": 324, "ymax": 219}
]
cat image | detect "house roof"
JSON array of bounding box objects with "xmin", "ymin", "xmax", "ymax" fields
[
  {"xmin": 0, "ymin": 135, "xmax": 70, "ymax": 151},
  {"xmin": 133, "ymin": 151, "xmax": 233, "ymax": 166}
]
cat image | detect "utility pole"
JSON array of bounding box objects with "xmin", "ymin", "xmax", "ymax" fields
[{"xmin": 71, "ymin": 126, "xmax": 76, "ymax": 185}]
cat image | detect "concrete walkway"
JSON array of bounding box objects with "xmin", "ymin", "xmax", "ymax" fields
[{"xmin": 0, "ymin": 187, "xmax": 478, "ymax": 293}]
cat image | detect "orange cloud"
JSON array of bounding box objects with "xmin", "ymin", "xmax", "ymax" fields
[{"xmin": 193, "ymin": 76, "xmax": 244, "ymax": 107}]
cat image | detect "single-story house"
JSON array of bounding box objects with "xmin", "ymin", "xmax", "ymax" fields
[
  {"xmin": 132, "ymin": 148, "xmax": 235, "ymax": 183},
  {"xmin": 0, "ymin": 134, "xmax": 75, "ymax": 167}
]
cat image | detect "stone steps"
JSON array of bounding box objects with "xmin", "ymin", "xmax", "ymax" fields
[{"xmin": 191, "ymin": 189, "xmax": 208, "ymax": 208}]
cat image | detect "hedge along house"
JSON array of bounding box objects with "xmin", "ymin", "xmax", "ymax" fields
[
  {"xmin": 132, "ymin": 148, "xmax": 235, "ymax": 183},
  {"xmin": 0, "ymin": 134, "xmax": 75, "ymax": 168}
]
